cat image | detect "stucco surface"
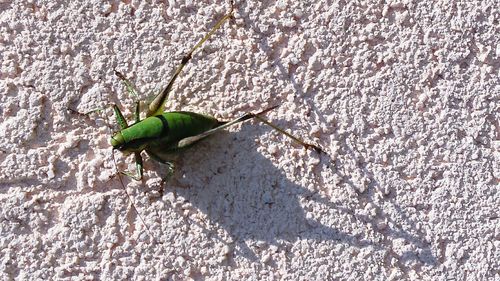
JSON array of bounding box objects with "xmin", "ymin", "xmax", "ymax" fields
[{"xmin": 0, "ymin": 0, "xmax": 499, "ymax": 280}]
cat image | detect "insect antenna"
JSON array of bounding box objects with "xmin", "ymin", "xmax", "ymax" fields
[
  {"xmin": 69, "ymin": 86, "xmax": 159, "ymax": 243},
  {"xmin": 104, "ymin": 108, "xmax": 158, "ymax": 244},
  {"xmin": 111, "ymin": 148, "xmax": 159, "ymax": 244}
]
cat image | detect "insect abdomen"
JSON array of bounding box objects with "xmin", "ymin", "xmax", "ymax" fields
[{"xmin": 162, "ymin": 111, "xmax": 219, "ymax": 142}]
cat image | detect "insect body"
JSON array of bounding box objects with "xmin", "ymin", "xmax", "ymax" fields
[
  {"xmin": 111, "ymin": 112, "xmax": 219, "ymax": 155},
  {"xmin": 111, "ymin": 4, "xmax": 323, "ymax": 181}
]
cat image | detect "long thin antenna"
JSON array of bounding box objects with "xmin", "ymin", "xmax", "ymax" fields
[{"xmin": 111, "ymin": 147, "xmax": 158, "ymax": 244}]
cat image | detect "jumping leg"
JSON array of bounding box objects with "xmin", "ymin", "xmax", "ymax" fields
[{"xmin": 146, "ymin": 1, "xmax": 235, "ymax": 117}]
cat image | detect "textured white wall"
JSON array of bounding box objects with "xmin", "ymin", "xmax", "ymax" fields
[{"xmin": 0, "ymin": 0, "xmax": 498, "ymax": 280}]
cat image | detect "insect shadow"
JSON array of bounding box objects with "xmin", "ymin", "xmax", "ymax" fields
[
  {"xmin": 146, "ymin": 125, "xmax": 438, "ymax": 267},
  {"xmin": 149, "ymin": 124, "xmax": 374, "ymax": 261},
  {"xmin": 235, "ymin": 4, "xmax": 438, "ymax": 267}
]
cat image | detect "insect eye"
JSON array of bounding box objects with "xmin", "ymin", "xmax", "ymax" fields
[{"xmin": 110, "ymin": 132, "xmax": 125, "ymax": 150}]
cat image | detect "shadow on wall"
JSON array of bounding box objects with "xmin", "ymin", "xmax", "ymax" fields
[
  {"xmin": 161, "ymin": 132, "xmax": 363, "ymax": 261},
  {"xmin": 147, "ymin": 125, "xmax": 437, "ymax": 266},
  {"xmin": 222, "ymin": 2, "xmax": 438, "ymax": 268}
]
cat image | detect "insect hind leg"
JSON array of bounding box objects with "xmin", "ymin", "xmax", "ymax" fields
[
  {"xmin": 146, "ymin": 2, "xmax": 235, "ymax": 117},
  {"xmin": 175, "ymin": 105, "xmax": 324, "ymax": 153},
  {"xmin": 229, "ymin": 106, "xmax": 324, "ymax": 153},
  {"xmin": 251, "ymin": 114, "xmax": 324, "ymax": 153},
  {"xmin": 146, "ymin": 150, "xmax": 176, "ymax": 184}
]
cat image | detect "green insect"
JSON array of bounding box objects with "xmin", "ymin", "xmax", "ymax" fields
[{"xmin": 110, "ymin": 4, "xmax": 323, "ymax": 182}]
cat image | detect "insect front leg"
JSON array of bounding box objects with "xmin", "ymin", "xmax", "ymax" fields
[
  {"xmin": 118, "ymin": 152, "xmax": 144, "ymax": 181},
  {"xmin": 114, "ymin": 69, "xmax": 140, "ymax": 99},
  {"xmin": 112, "ymin": 105, "xmax": 144, "ymax": 180},
  {"xmin": 112, "ymin": 104, "xmax": 129, "ymax": 130},
  {"xmin": 114, "ymin": 70, "xmax": 142, "ymax": 123}
]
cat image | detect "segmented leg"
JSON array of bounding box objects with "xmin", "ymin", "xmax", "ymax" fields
[
  {"xmin": 146, "ymin": 150, "xmax": 176, "ymax": 184},
  {"xmin": 66, "ymin": 107, "xmax": 104, "ymax": 116},
  {"xmin": 251, "ymin": 114, "xmax": 324, "ymax": 154},
  {"xmin": 112, "ymin": 104, "xmax": 145, "ymax": 180},
  {"xmin": 114, "ymin": 69, "xmax": 140, "ymax": 99},
  {"xmin": 175, "ymin": 105, "xmax": 324, "ymax": 153},
  {"xmin": 114, "ymin": 70, "xmax": 142, "ymax": 123},
  {"xmin": 146, "ymin": 1, "xmax": 235, "ymax": 117},
  {"xmin": 117, "ymin": 152, "xmax": 144, "ymax": 181},
  {"xmin": 113, "ymin": 104, "xmax": 129, "ymax": 130}
]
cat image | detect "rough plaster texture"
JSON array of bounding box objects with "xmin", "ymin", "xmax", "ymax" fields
[{"xmin": 0, "ymin": 0, "xmax": 499, "ymax": 280}]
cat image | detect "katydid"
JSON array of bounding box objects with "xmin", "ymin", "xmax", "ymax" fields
[{"xmin": 110, "ymin": 4, "xmax": 323, "ymax": 182}]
